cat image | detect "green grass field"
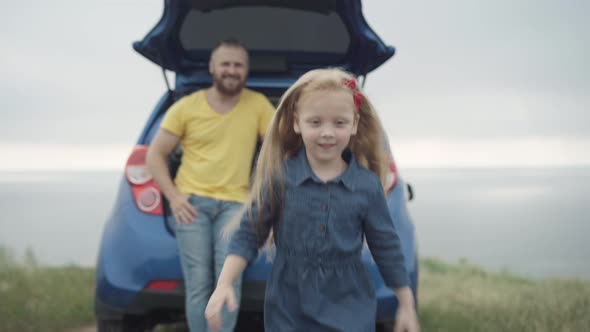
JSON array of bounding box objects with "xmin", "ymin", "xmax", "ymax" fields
[
  {"xmin": 0, "ymin": 246, "xmax": 95, "ymax": 332},
  {"xmin": 418, "ymin": 258, "xmax": 590, "ymax": 332},
  {"xmin": 1, "ymin": 246, "xmax": 589, "ymax": 332}
]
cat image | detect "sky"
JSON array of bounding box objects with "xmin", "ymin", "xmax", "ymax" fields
[{"xmin": 1, "ymin": 0, "xmax": 589, "ymax": 170}]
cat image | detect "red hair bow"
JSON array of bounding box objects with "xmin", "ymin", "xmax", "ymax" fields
[{"xmin": 344, "ymin": 79, "xmax": 363, "ymax": 112}]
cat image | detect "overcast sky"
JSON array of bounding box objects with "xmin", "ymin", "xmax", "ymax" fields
[{"xmin": 1, "ymin": 0, "xmax": 589, "ymax": 169}]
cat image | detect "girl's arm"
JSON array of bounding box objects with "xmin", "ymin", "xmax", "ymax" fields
[
  {"xmin": 393, "ymin": 287, "xmax": 415, "ymax": 310},
  {"xmin": 205, "ymin": 255, "xmax": 248, "ymax": 332},
  {"xmin": 363, "ymin": 176, "xmax": 409, "ymax": 290},
  {"xmin": 217, "ymin": 254, "xmax": 248, "ymax": 287},
  {"xmin": 225, "ymin": 182, "xmax": 277, "ymax": 263},
  {"xmin": 205, "ymin": 185, "xmax": 276, "ymax": 331},
  {"xmin": 392, "ymin": 287, "xmax": 419, "ymax": 332},
  {"xmin": 362, "ymin": 176, "xmax": 419, "ymax": 331}
]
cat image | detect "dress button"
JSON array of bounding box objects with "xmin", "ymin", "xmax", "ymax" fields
[
  {"xmin": 319, "ymin": 224, "xmax": 326, "ymax": 233},
  {"xmin": 321, "ymin": 204, "xmax": 328, "ymax": 212}
]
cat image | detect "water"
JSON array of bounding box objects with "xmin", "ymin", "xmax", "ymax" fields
[
  {"xmin": 0, "ymin": 171, "xmax": 121, "ymax": 267},
  {"xmin": 403, "ymin": 167, "xmax": 590, "ymax": 280},
  {"xmin": 0, "ymin": 168, "xmax": 588, "ymax": 280}
]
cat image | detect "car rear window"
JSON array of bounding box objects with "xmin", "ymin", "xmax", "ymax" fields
[{"xmin": 179, "ymin": 6, "xmax": 350, "ymax": 55}]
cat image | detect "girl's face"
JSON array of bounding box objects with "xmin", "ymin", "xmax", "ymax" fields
[{"xmin": 294, "ymin": 88, "xmax": 359, "ymax": 166}]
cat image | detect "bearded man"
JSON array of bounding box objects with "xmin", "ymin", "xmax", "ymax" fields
[{"xmin": 147, "ymin": 39, "xmax": 274, "ymax": 332}]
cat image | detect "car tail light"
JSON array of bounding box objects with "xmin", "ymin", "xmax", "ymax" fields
[
  {"xmin": 126, "ymin": 165, "xmax": 152, "ymax": 185},
  {"xmin": 385, "ymin": 154, "xmax": 399, "ymax": 194},
  {"xmin": 126, "ymin": 145, "xmax": 163, "ymax": 215},
  {"xmin": 146, "ymin": 280, "xmax": 179, "ymax": 291}
]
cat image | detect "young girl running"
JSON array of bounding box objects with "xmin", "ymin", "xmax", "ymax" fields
[{"xmin": 205, "ymin": 68, "xmax": 420, "ymax": 332}]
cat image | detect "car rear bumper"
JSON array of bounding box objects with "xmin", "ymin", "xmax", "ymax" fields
[
  {"xmin": 95, "ymin": 280, "xmax": 266, "ymax": 320},
  {"xmin": 95, "ymin": 288, "xmax": 184, "ymax": 320},
  {"xmin": 96, "ymin": 264, "xmax": 415, "ymax": 324}
]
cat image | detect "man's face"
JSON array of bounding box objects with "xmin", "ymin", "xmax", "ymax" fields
[{"xmin": 209, "ymin": 46, "xmax": 248, "ymax": 97}]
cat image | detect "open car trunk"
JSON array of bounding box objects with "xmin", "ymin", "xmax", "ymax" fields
[{"xmin": 133, "ymin": 0, "xmax": 396, "ymax": 90}]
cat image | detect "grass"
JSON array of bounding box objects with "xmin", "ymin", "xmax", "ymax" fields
[
  {"xmin": 1, "ymin": 245, "xmax": 589, "ymax": 331},
  {"xmin": 0, "ymin": 246, "xmax": 95, "ymax": 332},
  {"xmin": 418, "ymin": 258, "xmax": 590, "ymax": 332}
]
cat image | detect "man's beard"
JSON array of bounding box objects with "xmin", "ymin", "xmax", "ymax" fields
[{"xmin": 212, "ymin": 74, "xmax": 245, "ymax": 97}]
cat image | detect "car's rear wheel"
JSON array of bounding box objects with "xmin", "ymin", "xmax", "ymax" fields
[
  {"xmin": 97, "ymin": 317, "xmax": 151, "ymax": 332},
  {"xmin": 377, "ymin": 320, "xmax": 395, "ymax": 332},
  {"xmin": 236, "ymin": 311, "xmax": 264, "ymax": 331}
]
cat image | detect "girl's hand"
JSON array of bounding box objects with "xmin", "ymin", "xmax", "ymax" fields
[
  {"xmin": 205, "ymin": 284, "xmax": 238, "ymax": 332},
  {"xmin": 393, "ymin": 305, "xmax": 420, "ymax": 332},
  {"xmin": 170, "ymin": 193, "xmax": 198, "ymax": 224}
]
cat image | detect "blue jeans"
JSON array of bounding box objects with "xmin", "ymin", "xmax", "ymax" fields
[{"xmin": 174, "ymin": 194, "xmax": 243, "ymax": 332}]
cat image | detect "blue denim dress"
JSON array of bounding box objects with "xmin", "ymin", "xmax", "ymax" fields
[{"xmin": 228, "ymin": 148, "xmax": 409, "ymax": 332}]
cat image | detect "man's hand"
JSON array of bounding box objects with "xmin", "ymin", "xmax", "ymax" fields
[
  {"xmin": 205, "ymin": 283, "xmax": 238, "ymax": 332},
  {"xmin": 169, "ymin": 192, "xmax": 198, "ymax": 224}
]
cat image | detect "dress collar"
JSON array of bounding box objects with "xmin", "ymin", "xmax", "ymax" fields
[{"xmin": 289, "ymin": 147, "xmax": 358, "ymax": 191}]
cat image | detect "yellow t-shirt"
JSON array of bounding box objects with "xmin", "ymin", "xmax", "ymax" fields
[{"xmin": 160, "ymin": 89, "xmax": 275, "ymax": 203}]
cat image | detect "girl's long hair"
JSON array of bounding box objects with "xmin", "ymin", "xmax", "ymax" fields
[{"xmin": 224, "ymin": 68, "xmax": 389, "ymax": 241}]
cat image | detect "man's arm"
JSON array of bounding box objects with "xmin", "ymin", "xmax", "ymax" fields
[{"xmin": 146, "ymin": 128, "xmax": 198, "ymax": 224}]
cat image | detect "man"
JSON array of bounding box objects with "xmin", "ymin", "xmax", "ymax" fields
[{"xmin": 146, "ymin": 39, "xmax": 275, "ymax": 332}]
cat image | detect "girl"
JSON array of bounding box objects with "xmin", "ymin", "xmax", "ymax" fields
[{"xmin": 205, "ymin": 68, "xmax": 419, "ymax": 332}]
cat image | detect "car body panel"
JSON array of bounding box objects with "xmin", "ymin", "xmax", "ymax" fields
[{"xmin": 95, "ymin": 179, "xmax": 181, "ymax": 309}]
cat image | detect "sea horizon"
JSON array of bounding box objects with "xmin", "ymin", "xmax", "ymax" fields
[{"xmin": 1, "ymin": 166, "xmax": 589, "ymax": 280}]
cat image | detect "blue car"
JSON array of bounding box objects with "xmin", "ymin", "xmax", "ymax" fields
[{"xmin": 94, "ymin": 0, "xmax": 418, "ymax": 331}]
